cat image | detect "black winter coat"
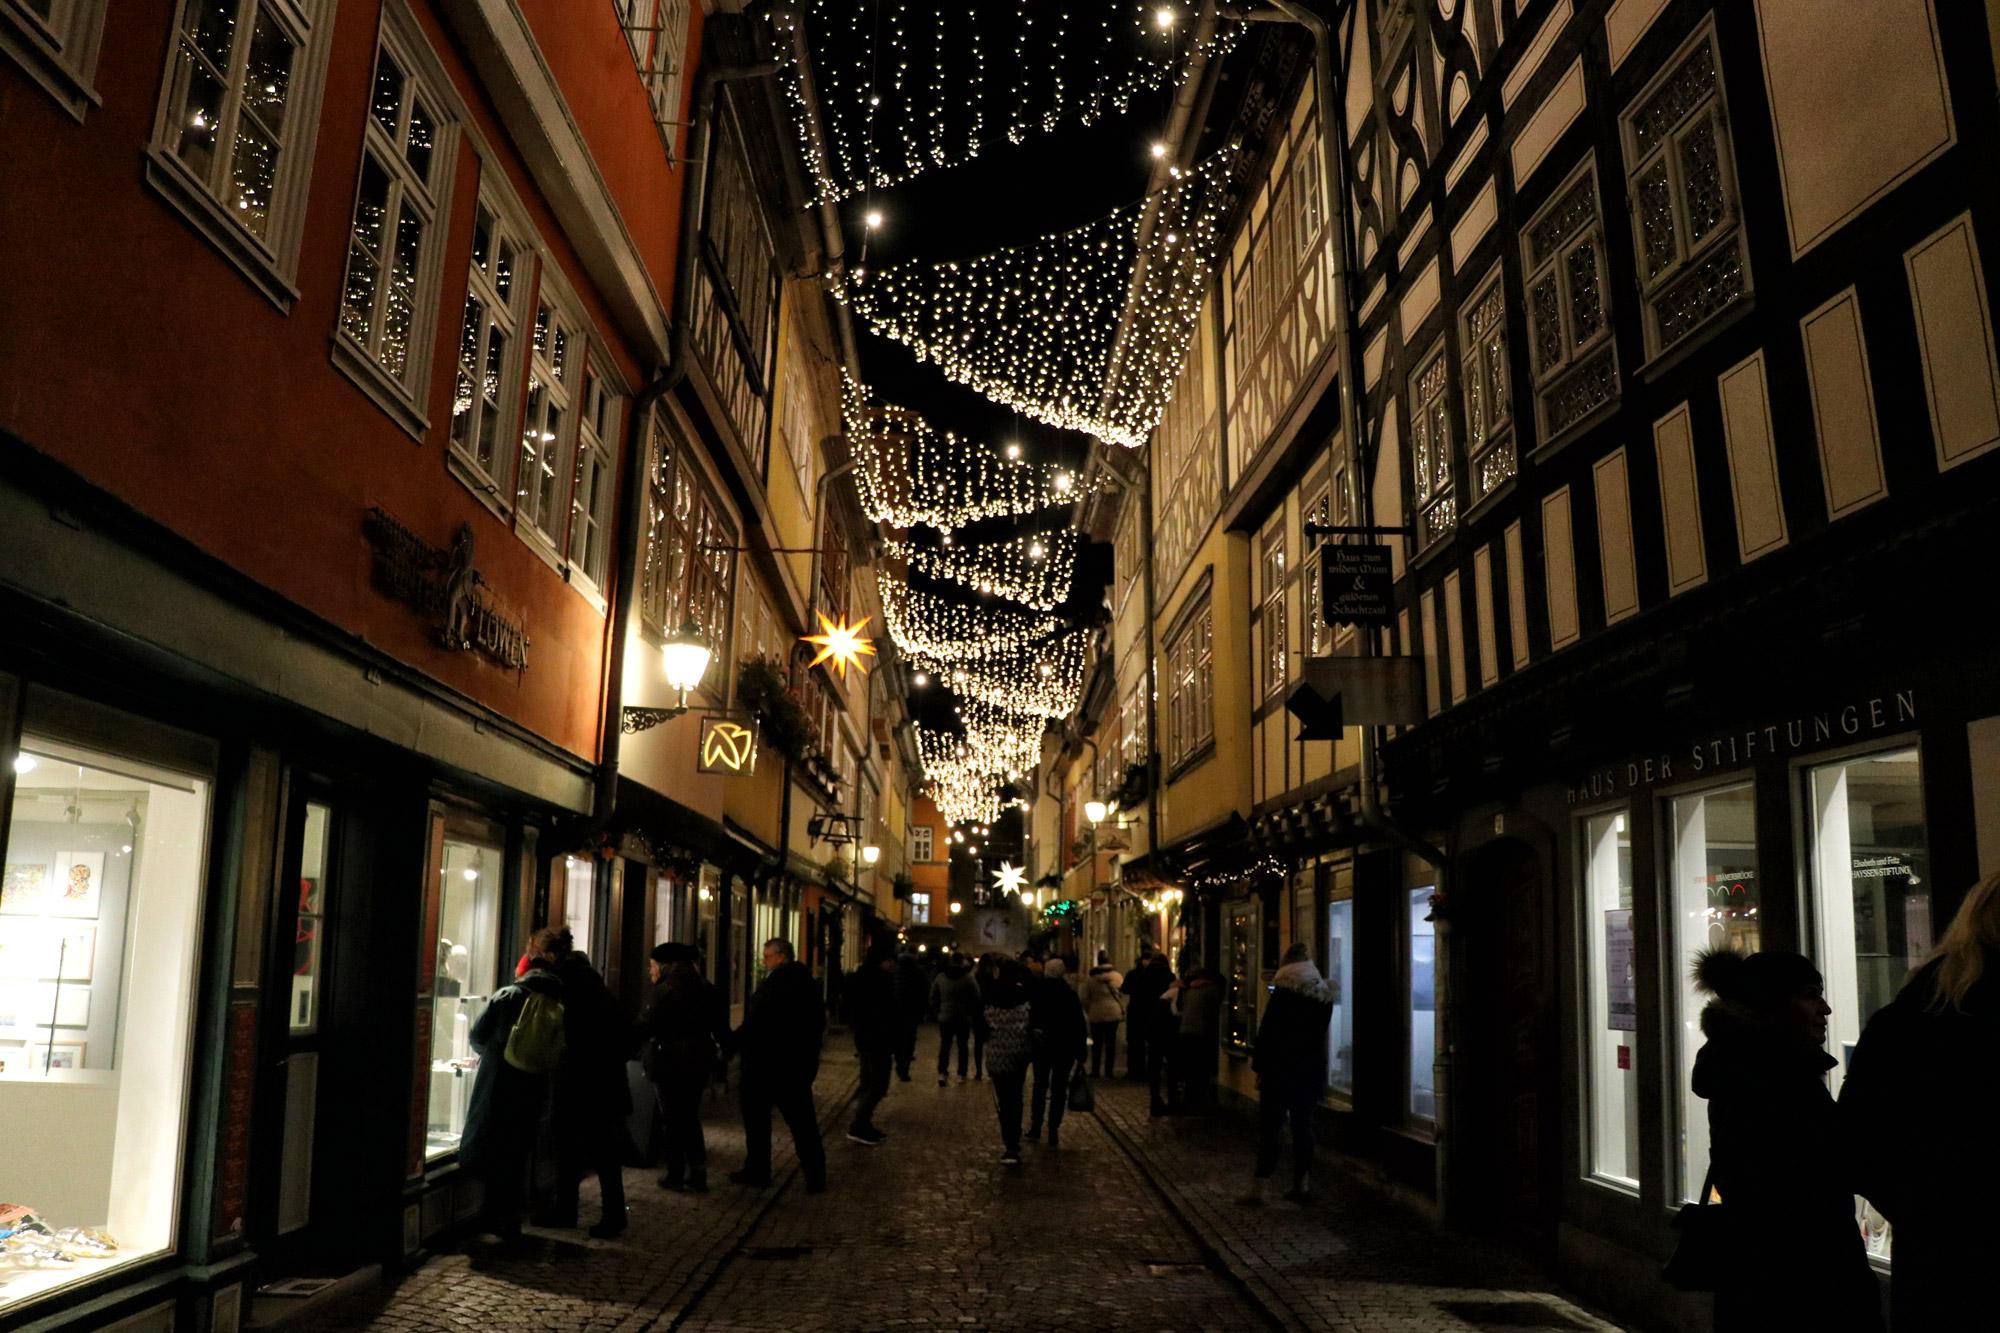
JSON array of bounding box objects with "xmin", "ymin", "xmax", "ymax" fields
[
  {"xmin": 1839, "ymin": 957, "xmax": 2000, "ymax": 1331},
  {"xmin": 734, "ymin": 960, "xmax": 825, "ymax": 1088},
  {"xmin": 1692, "ymin": 1000, "xmax": 1881, "ymax": 1332},
  {"xmin": 1029, "ymin": 974, "xmax": 1087, "ymax": 1060},
  {"xmin": 1251, "ymin": 962, "xmax": 1332, "ymax": 1095},
  {"xmin": 550, "ymin": 952, "xmax": 634, "ymax": 1133},
  {"xmin": 461, "ymin": 966, "xmax": 563, "ymax": 1176},
  {"xmin": 639, "ymin": 961, "xmax": 729, "ymax": 1087},
  {"xmin": 1120, "ymin": 961, "xmax": 1171, "ymax": 1031},
  {"xmin": 849, "ymin": 959, "xmax": 900, "ymax": 1055}
]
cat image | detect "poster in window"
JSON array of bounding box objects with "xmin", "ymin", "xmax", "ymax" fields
[
  {"xmin": 1605, "ymin": 909, "xmax": 1637, "ymax": 1031},
  {"xmin": 1, "ymin": 863, "xmax": 46, "ymax": 915},
  {"xmin": 49, "ymin": 851, "xmax": 104, "ymax": 918},
  {"xmin": 0, "ymin": 923, "xmax": 94, "ymax": 981}
]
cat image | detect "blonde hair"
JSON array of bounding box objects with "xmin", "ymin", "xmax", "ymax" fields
[{"xmin": 1925, "ymin": 872, "xmax": 2000, "ymax": 1012}]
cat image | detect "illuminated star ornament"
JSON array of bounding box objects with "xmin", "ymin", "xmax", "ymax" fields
[
  {"xmin": 991, "ymin": 862, "xmax": 1028, "ymax": 897},
  {"xmin": 802, "ymin": 613, "xmax": 877, "ymax": 679}
]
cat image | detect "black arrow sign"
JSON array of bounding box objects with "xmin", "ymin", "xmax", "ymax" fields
[{"xmin": 1284, "ymin": 679, "xmax": 1345, "ymax": 742}]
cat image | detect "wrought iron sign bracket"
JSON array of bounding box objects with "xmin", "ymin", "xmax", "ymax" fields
[{"xmin": 620, "ymin": 703, "xmax": 731, "ymax": 734}]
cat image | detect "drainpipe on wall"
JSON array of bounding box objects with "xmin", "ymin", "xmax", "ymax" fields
[
  {"xmin": 1245, "ymin": 0, "xmax": 1454, "ymax": 1221},
  {"xmin": 567, "ymin": 61, "xmax": 780, "ymax": 869}
]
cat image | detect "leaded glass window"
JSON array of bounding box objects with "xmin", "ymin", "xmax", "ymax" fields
[
  {"xmin": 1521, "ymin": 164, "xmax": 1620, "ymax": 442},
  {"xmin": 1620, "ymin": 25, "xmax": 1749, "ymax": 358},
  {"xmin": 1408, "ymin": 343, "xmax": 1455, "ymax": 547},
  {"xmin": 1460, "ymin": 274, "xmax": 1515, "ymax": 502}
]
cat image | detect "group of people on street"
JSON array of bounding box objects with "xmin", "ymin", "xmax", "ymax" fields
[
  {"xmin": 455, "ymin": 928, "xmax": 829, "ymax": 1242},
  {"xmin": 1689, "ymin": 872, "xmax": 2000, "ymax": 1331}
]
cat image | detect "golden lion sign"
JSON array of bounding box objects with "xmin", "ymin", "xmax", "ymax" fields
[{"xmin": 698, "ymin": 715, "xmax": 758, "ymax": 776}]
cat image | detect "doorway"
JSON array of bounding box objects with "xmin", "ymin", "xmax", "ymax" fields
[{"xmin": 1454, "ymin": 836, "xmax": 1560, "ymax": 1254}]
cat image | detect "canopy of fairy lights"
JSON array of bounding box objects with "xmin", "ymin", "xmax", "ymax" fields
[
  {"xmin": 845, "ymin": 387, "xmax": 1085, "ymax": 529},
  {"xmin": 886, "ymin": 525, "xmax": 1079, "ymax": 611},
  {"xmin": 773, "ymin": 1, "xmax": 1234, "ymax": 204},
  {"xmin": 840, "ymin": 148, "xmax": 1239, "ymax": 448}
]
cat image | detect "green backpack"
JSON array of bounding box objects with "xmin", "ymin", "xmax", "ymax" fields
[{"xmin": 503, "ymin": 990, "xmax": 566, "ymax": 1073}]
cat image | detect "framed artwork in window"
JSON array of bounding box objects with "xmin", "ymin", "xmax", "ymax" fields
[
  {"xmin": 49, "ymin": 851, "xmax": 103, "ymax": 918},
  {"xmin": 0, "ymin": 864, "xmax": 45, "ymax": 915}
]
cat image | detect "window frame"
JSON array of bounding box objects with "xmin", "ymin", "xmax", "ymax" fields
[
  {"xmin": 1576, "ymin": 803, "xmax": 1640, "ymax": 1195},
  {"xmin": 1, "ymin": 0, "xmax": 109, "ymax": 118},
  {"xmin": 1407, "ymin": 338, "xmax": 1456, "ymax": 549},
  {"xmin": 1459, "ymin": 266, "xmax": 1517, "ymax": 509},
  {"xmin": 1164, "ymin": 587, "xmax": 1215, "ymax": 775},
  {"xmin": 145, "ymin": 0, "xmax": 339, "ymax": 310},
  {"xmin": 512, "ymin": 282, "xmax": 585, "ymax": 561},
  {"xmin": 446, "ymin": 190, "xmax": 534, "ymax": 511},
  {"xmin": 1618, "ymin": 20, "xmax": 1752, "ymax": 363},
  {"xmin": 613, "ymin": 0, "xmax": 692, "ymax": 159},
  {"xmin": 640, "ymin": 404, "xmax": 737, "ymax": 676},
  {"xmin": 1520, "ymin": 159, "xmax": 1621, "ymax": 447},
  {"xmin": 331, "ymin": 19, "xmax": 461, "ymax": 438},
  {"xmin": 1405, "ymin": 881, "xmax": 1438, "ymax": 1129},
  {"xmin": 1257, "ymin": 522, "xmax": 1288, "ymax": 700},
  {"xmin": 566, "ymin": 359, "xmax": 623, "ymax": 598},
  {"xmin": 910, "ymin": 825, "xmax": 934, "ymax": 864}
]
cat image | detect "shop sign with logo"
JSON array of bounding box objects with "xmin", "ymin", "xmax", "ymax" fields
[
  {"xmin": 698, "ymin": 714, "xmax": 759, "ymax": 776},
  {"xmin": 362, "ymin": 507, "xmax": 530, "ymax": 669}
]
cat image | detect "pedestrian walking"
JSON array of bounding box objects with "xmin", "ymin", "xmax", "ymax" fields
[
  {"xmin": 1028, "ymin": 957, "xmax": 1088, "ymax": 1147},
  {"xmin": 1148, "ymin": 964, "xmax": 1183, "ymax": 1116},
  {"xmin": 930, "ymin": 953, "xmax": 981, "ymax": 1085},
  {"xmin": 1175, "ymin": 967, "xmax": 1223, "ymax": 1113},
  {"xmin": 1240, "ymin": 942, "xmax": 1332, "ymax": 1206},
  {"xmin": 847, "ymin": 938, "xmax": 898, "ymax": 1145},
  {"xmin": 541, "ymin": 935, "xmax": 633, "ymax": 1237},
  {"xmin": 640, "ymin": 941, "xmax": 728, "ymax": 1194},
  {"xmin": 730, "ymin": 937, "xmax": 827, "ymax": 1192},
  {"xmin": 462, "ymin": 927, "xmax": 566, "ymax": 1240},
  {"xmin": 1691, "ymin": 947, "xmax": 1882, "ymax": 1332},
  {"xmin": 892, "ymin": 944, "xmax": 929, "ymax": 1081},
  {"xmin": 1079, "ymin": 951, "xmax": 1124, "ymax": 1076},
  {"xmin": 1121, "ymin": 948, "xmax": 1171, "ymax": 1080},
  {"xmin": 976, "ymin": 956, "xmax": 1034, "ymax": 1164},
  {"xmin": 1840, "ymin": 871, "xmax": 2000, "ymax": 1331}
]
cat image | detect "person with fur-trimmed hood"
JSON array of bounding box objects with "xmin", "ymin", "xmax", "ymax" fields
[
  {"xmin": 1240, "ymin": 942, "xmax": 1334, "ymax": 1206},
  {"xmin": 1691, "ymin": 947, "xmax": 1882, "ymax": 1332}
]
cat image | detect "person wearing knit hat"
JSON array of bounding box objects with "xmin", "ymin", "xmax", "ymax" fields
[{"xmin": 1690, "ymin": 948, "xmax": 1881, "ymax": 1331}]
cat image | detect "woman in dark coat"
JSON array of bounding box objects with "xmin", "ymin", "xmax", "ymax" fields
[
  {"xmin": 1840, "ymin": 873, "xmax": 2000, "ymax": 1330},
  {"xmin": 1240, "ymin": 942, "xmax": 1332, "ymax": 1205},
  {"xmin": 543, "ymin": 939, "xmax": 633, "ymax": 1237},
  {"xmin": 641, "ymin": 941, "xmax": 729, "ymax": 1193},
  {"xmin": 1691, "ymin": 948, "xmax": 1881, "ymax": 1332},
  {"xmin": 976, "ymin": 958, "xmax": 1035, "ymax": 1164},
  {"xmin": 463, "ymin": 928, "xmax": 566, "ymax": 1239}
]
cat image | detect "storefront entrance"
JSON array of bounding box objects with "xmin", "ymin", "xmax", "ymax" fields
[{"xmin": 1455, "ymin": 836, "xmax": 1559, "ymax": 1254}]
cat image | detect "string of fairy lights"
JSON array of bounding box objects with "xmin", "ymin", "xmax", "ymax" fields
[
  {"xmin": 884, "ymin": 526, "xmax": 1079, "ymax": 610},
  {"xmin": 844, "ymin": 386, "xmax": 1088, "ymax": 529},
  {"xmin": 840, "ymin": 147, "xmax": 1241, "ymax": 449},
  {"xmin": 773, "ymin": 1, "xmax": 1234, "ymax": 205}
]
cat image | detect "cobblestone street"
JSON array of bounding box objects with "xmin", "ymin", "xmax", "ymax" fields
[{"xmin": 330, "ymin": 1040, "xmax": 1632, "ymax": 1333}]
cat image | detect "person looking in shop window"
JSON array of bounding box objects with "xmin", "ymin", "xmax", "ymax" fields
[
  {"xmin": 540, "ymin": 931, "xmax": 634, "ymax": 1238},
  {"xmin": 729, "ymin": 937, "xmax": 827, "ymax": 1191},
  {"xmin": 463, "ymin": 927, "xmax": 566, "ymax": 1242},
  {"xmin": 1691, "ymin": 948, "xmax": 1882, "ymax": 1332},
  {"xmin": 1840, "ymin": 872, "xmax": 2000, "ymax": 1331},
  {"xmin": 640, "ymin": 942, "xmax": 729, "ymax": 1195},
  {"xmin": 1239, "ymin": 942, "xmax": 1333, "ymax": 1207},
  {"xmin": 1174, "ymin": 967, "xmax": 1224, "ymax": 1114}
]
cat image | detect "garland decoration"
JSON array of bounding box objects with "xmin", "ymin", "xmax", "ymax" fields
[{"xmin": 840, "ymin": 148, "xmax": 1240, "ymax": 448}]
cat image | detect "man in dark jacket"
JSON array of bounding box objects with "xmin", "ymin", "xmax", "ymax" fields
[
  {"xmin": 1242, "ymin": 942, "xmax": 1333, "ymax": 1205},
  {"xmin": 540, "ymin": 940, "xmax": 633, "ymax": 1236},
  {"xmin": 463, "ymin": 928, "xmax": 566, "ymax": 1240},
  {"xmin": 847, "ymin": 940, "xmax": 898, "ymax": 1145},
  {"xmin": 731, "ymin": 937, "xmax": 827, "ymax": 1191},
  {"xmin": 1027, "ymin": 957, "xmax": 1088, "ymax": 1146},
  {"xmin": 639, "ymin": 941, "xmax": 729, "ymax": 1193},
  {"xmin": 1120, "ymin": 948, "xmax": 1171, "ymax": 1079}
]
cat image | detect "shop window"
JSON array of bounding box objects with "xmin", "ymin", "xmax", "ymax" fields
[
  {"xmin": 1325, "ymin": 875, "xmax": 1355, "ymax": 1092},
  {"xmin": 1224, "ymin": 900, "xmax": 1257, "ymax": 1054},
  {"xmin": 0, "ymin": 734, "xmax": 213, "ymax": 1309},
  {"xmin": 1408, "ymin": 886, "xmax": 1437, "ymax": 1122},
  {"xmin": 562, "ymin": 855, "xmax": 594, "ymax": 963},
  {"xmin": 291, "ymin": 802, "xmax": 330, "ymax": 1033},
  {"xmin": 1581, "ymin": 810, "xmax": 1638, "ymax": 1188},
  {"xmin": 1808, "ymin": 746, "xmax": 1928, "ymax": 1264},
  {"xmin": 425, "ymin": 832, "xmax": 501, "ymax": 1160},
  {"xmin": 449, "ymin": 198, "xmax": 528, "ymax": 502},
  {"xmin": 1619, "ymin": 24, "xmax": 1749, "ymax": 360},
  {"xmin": 1668, "ymin": 782, "xmax": 1757, "ymax": 1201},
  {"xmin": 1522, "ymin": 163, "xmax": 1620, "ymax": 442},
  {"xmin": 334, "ymin": 30, "xmax": 453, "ymax": 423},
  {"xmin": 698, "ymin": 865, "xmax": 719, "ymax": 985}
]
